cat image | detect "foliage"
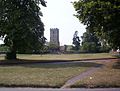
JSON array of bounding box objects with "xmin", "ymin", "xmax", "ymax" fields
[
  {"xmin": 48, "ymin": 43, "xmax": 59, "ymax": 53},
  {"xmin": 81, "ymin": 30, "xmax": 101, "ymax": 53},
  {"xmin": 99, "ymin": 39, "xmax": 111, "ymax": 52},
  {"xmin": 73, "ymin": 0, "xmax": 120, "ymax": 49},
  {"xmin": 72, "ymin": 31, "xmax": 80, "ymax": 51},
  {"xmin": 64, "ymin": 45, "xmax": 67, "ymax": 52},
  {"xmin": 0, "ymin": 0, "xmax": 46, "ymax": 59},
  {"xmin": 0, "ymin": 44, "xmax": 9, "ymax": 52}
]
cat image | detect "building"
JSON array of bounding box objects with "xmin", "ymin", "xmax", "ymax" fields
[{"xmin": 50, "ymin": 28, "xmax": 60, "ymax": 46}]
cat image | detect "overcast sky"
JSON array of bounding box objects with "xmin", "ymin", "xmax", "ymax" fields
[{"xmin": 41, "ymin": 0, "xmax": 86, "ymax": 45}]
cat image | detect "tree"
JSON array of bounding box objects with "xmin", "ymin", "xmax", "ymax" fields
[
  {"xmin": 64, "ymin": 45, "xmax": 67, "ymax": 52},
  {"xmin": 0, "ymin": 44, "xmax": 9, "ymax": 53},
  {"xmin": 48, "ymin": 43, "xmax": 59, "ymax": 53},
  {"xmin": 81, "ymin": 30, "xmax": 101, "ymax": 53},
  {"xmin": 73, "ymin": 0, "xmax": 120, "ymax": 49},
  {"xmin": 0, "ymin": 0, "xmax": 46, "ymax": 59},
  {"xmin": 72, "ymin": 31, "xmax": 80, "ymax": 51}
]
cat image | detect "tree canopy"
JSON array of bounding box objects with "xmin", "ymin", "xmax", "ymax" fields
[
  {"xmin": 81, "ymin": 30, "xmax": 101, "ymax": 53},
  {"xmin": 73, "ymin": 0, "xmax": 120, "ymax": 49},
  {"xmin": 0, "ymin": 0, "xmax": 46, "ymax": 59},
  {"xmin": 72, "ymin": 31, "xmax": 80, "ymax": 50}
]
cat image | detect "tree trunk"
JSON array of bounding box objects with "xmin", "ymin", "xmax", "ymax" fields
[{"xmin": 5, "ymin": 45, "xmax": 17, "ymax": 60}]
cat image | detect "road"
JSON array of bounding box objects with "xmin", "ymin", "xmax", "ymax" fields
[{"xmin": 0, "ymin": 88, "xmax": 120, "ymax": 91}]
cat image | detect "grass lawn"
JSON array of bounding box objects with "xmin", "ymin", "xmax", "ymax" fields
[
  {"xmin": 0, "ymin": 62, "xmax": 99, "ymax": 88},
  {"xmin": 0, "ymin": 54, "xmax": 5, "ymax": 60},
  {"xmin": 17, "ymin": 53, "xmax": 114, "ymax": 61},
  {"xmin": 72, "ymin": 59, "xmax": 120, "ymax": 88},
  {"xmin": 0, "ymin": 53, "xmax": 114, "ymax": 62},
  {"xmin": 0, "ymin": 53, "xmax": 119, "ymax": 88}
]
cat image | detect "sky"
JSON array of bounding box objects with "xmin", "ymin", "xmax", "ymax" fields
[{"xmin": 41, "ymin": 0, "xmax": 86, "ymax": 46}]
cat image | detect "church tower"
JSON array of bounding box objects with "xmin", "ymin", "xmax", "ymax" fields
[{"xmin": 50, "ymin": 28, "xmax": 60, "ymax": 46}]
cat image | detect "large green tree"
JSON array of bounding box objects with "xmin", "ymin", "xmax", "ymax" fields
[
  {"xmin": 73, "ymin": 0, "xmax": 120, "ymax": 49},
  {"xmin": 0, "ymin": 0, "xmax": 46, "ymax": 59},
  {"xmin": 81, "ymin": 30, "xmax": 101, "ymax": 53}
]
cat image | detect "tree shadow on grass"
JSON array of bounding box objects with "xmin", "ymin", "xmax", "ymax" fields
[
  {"xmin": 0, "ymin": 59, "xmax": 103, "ymax": 68},
  {"xmin": 22, "ymin": 62, "xmax": 102, "ymax": 68}
]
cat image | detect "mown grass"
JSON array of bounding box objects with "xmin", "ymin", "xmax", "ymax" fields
[
  {"xmin": 0, "ymin": 53, "xmax": 114, "ymax": 62},
  {"xmin": 17, "ymin": 53, "xmax": 114, "ymax": 61},
  {"xmin": 0, "ymin": 53, "xmax": 119, "ymax": 88},
  {"xmin": 72, "ymin": 59, "xmax": 120, "ymax": 88},
  {"xmin": 0, "ymin": 54, "xmax": 5, "ymax": 60},
  {"xmin": 0, "ymin": 62, "xmax": 99, "ymax": 88}
]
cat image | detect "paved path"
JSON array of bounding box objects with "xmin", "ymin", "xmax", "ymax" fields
[
  {"xmin": 60, "ymin": 59, "xmax": 117, "ymax": 88},
  {"xmin": 61, "ymin": 65, "xmax": 102, "ymax": 88},
  {"xmin": 0, "ymin": 88, "xmax": 120, "ymax": 91}
]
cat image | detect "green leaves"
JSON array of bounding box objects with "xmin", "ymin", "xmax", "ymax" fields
[
  {"xmin": 81, "ymin": 30, "xmax": 101, "ymax": 53},
  {"xmin": 73, "ymin": 0, "xmax": 120, "ymax": 48},
  {"xmin": 0, "ymin": 0, "xmax": 46, "ymax": 56}
]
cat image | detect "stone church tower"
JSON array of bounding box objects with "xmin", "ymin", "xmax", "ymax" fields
[{"xmin": 50, "ymin": 28, "xmax": 60, "ymax": 46}]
